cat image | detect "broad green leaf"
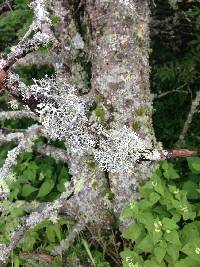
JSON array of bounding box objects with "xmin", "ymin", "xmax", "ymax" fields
[
  {"xmin": 37, "ymin": 179, "xmax": 54, "ymax": 198},
  {"xmin": 164, "ymin": 230, "xmax": 181, "ymax": 245},
  {"xmin": 57, "ymin": 179, "xmax": 66, "ymax": 193},
  {"xmin": 120, "ymin": 249, "xmax": 143, "ymax": 267},
  {"xmin": 149, "ymin": 192, "xmax": 160, "ymax": 205},
  {"xmin": 152, "ymin": 229, "xmax": 163, "ymax": 245},
  {"xmin": 138, "ymin": 212, "xmax": 154, "ymax": 225},
  {"xmin": 139, "ymin": 200, "xmax": 152, "ymax": 210},
  {"xmin": 187, "ymin": 157, "xmax": 200, "ymax": 174},
  {"xmin": 182, "ymin": 240, "xmax": 200, "ymax": 263},
  {"xmin": 182, "ymin": 181, "xmax": 199, "ymax": 200},
  {"xmin": 154, "ymin": 246, "xmax": 166, "ymax": 263},
  {"xmin": 162, "ymin": 162, "xmax": 179, "ymax": 179},
  {"xmin": 13, "ymin": 255, "xmax": 19, "ymax": 267},
  {"xmin": 167, "ymin": 245, "xmax": 180, "ymax": 262},
  {"xmin": 162, "ymin": 218, "xmax": 178, "ymax": 230},
  {"xmin": 181, "ymin": 222, "xmax": 200, "ymax": 244},
  {"xmin": 122, "ymin": 224, "xmax": 143, "ymax": 241},
  {"xmin": 174, "ymin": 257, "xmax": 199, "ymax": 267},
  {"xmin": 151, "ymin": 176, "xmax": 165, "ymax": 196},
  {"xmin": 46, "ymin": 225, "xmax": 56, "ymax": 243},
  {"xmin": 10, "ymin": 206, "xmax": 24, "ymax": 217},
  {"xmin": 21, "ymin": 184, "xmax": 38, "ymax": 197},
  {"xmin": 137, "ymin": 235, "xmax": 154, "ymax": 253},
  {"xmin": 144, "ymin": 259, "xmax": 161, "ymax": 267},
  {"xmin": 58, "ymin": 166, "xmax": 69, "ymax": 180}
]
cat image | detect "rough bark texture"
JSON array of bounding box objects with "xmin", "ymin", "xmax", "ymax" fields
[
  {"xmin": 84, "ymin": 0, "xmax": 157, "ymax": 228},
  {"xmin": 38, "ymin": 0, "xmax": 158, "ymax": 229}
]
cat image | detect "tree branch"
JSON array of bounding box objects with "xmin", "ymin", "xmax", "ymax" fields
[
  {"xmin": 0, "ymin": 183, "xmax": 75, "ymax": 264},
  {"xmin": 34, "ymin": 144, "xmax": 68, "ymax": 163},
  {"xmin": 0, "ymin": 124, "xmax": 42, "ymax": 182},
  {"xmin": 0, "ymin": 110, "xmax": 38, "ymax": 121},
  {"xmin": 179, "ymin": 90, "xmax": 200, "ymax": 142}
]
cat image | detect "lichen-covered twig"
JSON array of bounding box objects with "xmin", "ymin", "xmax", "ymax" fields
[
  {"xmin": 0, "ymin": 110, "xmax": 38, "ymax": 121},
  {"xmin": 0, "ymin": 131, "xmax": 24, "ymax": 144},
  {"xmin": 0, "ymin": 124, "xmax": 42, "ymax": 182},
  {"xmin": 179, "ymin": 90, "xmax": 200, "ymax": 142},
  {"xmin": 34, "ymin": 144, "xmax": 68, "ymax": 163},
  {"xmin": 0, "ymin": 181, "xmax": 75, "ymax": 264},
  {"xmin": 154, "ymin": 88, "xmax": 190, "ymax": 99},
  {"xmin": 1, "ymin": 32, "xmax": 52, "ymax": 71}
]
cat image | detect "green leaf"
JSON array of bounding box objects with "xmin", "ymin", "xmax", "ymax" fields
[
  {"xmin": 181, "ymin": 222, "xmax": 200, "ymax": 244},
  {"xmin": 57, "ymin": 179, "xmax": 66, "ymax": 193},
  {"xmin": 54, "ymin": 224, "xmax": 61, "ymax": 241},
  {"xmin": 122, "ymin": 224, "xmax": 143, "ymax": 241},
  {"xmin": 122, "ymin": 206, "xmax": 135, "ymax": 219},
  {"xmin": 149, "ymin": 192, "xmax": 160, "ymax": 205},
  {"xmin": 144, "ymin": 259, "xmax": 160, "ymax": 267},
  {"xmin": 120, "ymin": 249, "xmax": 143, "ymax": 267},
  {"xmin": 21, "ymin": 184, "xmax": 38, "ymax": 197},
  {"xmin": 182, "ymin": 181, "xmax": 199, "ymax": 200},
  {"xmin": 82, "ymin": 239, "xmax": 96, "ymax": 266},
  {"xmin": 182, "ymin": 240, "xmax": 200, "ymax": 263},
  {"xmin": 13, "ymin": 255, "xmax": 20, "ymax": 267},
  {"xmin": 167, "ymin": 245, "xmax": 180, "ymax": 262},
  {"xmin": 10, "ymin": 206, "xmax": 24, "ymax": 217},
  {"xmin": 162, "ymin": 161, "xmax": 179, "ymax": 179},
  {"xmin": 162, "ymin": 218, "xmax": 178, "ymax": 231},
  {"xmin": 154, "ymin": 246, "xmax": 166, "ymax": 263},
  {"xmin": 164, "ymin": 230, "xmax": 181, "ymax": 245},
  {"xmin": 137, "ymin": 235, "xmax": 154, "ymax": 253},
  {"xmin": 187, "ymin": 157, "xmax": 200, "ymax": 174},
  {"xmin": 46, "ymin": 225, "xmax": 56, "ymax": 243},
  {"xmin": 152, "ymin": 229, "xmax": 163, "ymax": 245},
  {"xmin": 37, "ymin": 179, "xmax": 54, "ymax": 198}
]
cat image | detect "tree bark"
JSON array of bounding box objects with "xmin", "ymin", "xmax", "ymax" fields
[{"xmin": 61, "ymin": 0, "xmax": 156, "ymax": 228}]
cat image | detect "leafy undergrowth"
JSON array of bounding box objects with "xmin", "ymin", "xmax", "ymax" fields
[{"xmin": 121, "ymin": 158, "xmax": 200, "ymax": 267}]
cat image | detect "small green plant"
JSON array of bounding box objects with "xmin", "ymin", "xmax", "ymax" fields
[{"xmin": 121, "ymin": 158, "xmax": 200, "ymax": 267}]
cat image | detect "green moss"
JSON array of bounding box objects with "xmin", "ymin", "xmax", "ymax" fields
[
  {"xmin": 95, "ymin": 106, "xmax": 105, "ymax": 120},
  {"xmin": 96, "ymin": 93, "xmax": 105, "ymax": 102},
  {"xmin": 87, "ymin": 161, "xmax": 96, "ymax": 169},
  {"xmin": 132, "ymin": 121, "xmax": 141, "ymax": 130},
  {"xmin": 50, "ymin": 16, "xmax": 62, "ymax": 25},
  {"xmin": 136, "ymin": 107, "xmax": 146, "ymax": 116},
  {"xmin": 91, "ymin": 181, "xmax": 98, "ymax": 190}
]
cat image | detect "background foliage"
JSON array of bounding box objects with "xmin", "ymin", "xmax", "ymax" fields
[{"xmin": 0, "ymin": 0, "xmax": 199, "ymax": 266}]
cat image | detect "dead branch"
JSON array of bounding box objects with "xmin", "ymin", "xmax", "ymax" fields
[
  {"xmin": 179, "ymin": 90, "xmax": 200, "ymax": 142},
  {"xmin": 34, "ymin": 144, "xmax": 68, "ymax": 163},
  {"xmin": 0, "ymin": 110, "xmax": 38, "ymax": 121},
  {"xmin": 0, "ymin": 124, "xmax": 42, "ymax": 182}
]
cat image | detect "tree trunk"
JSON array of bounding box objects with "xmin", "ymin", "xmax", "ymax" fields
[{"xmin": 59, "ymin": 0, "xmax": 157, "ymax": 230}]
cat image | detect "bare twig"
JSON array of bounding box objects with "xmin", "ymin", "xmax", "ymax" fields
[
  {"xmin": 0, "ymin": 110, "xmax": 38, "ymax": 121},
  {"xmin": 154, "ymin": 88, "xmax": 190, "ymax": 99},
  {"xmin": 0, "ymin": 131, "xmax": 24, "ymax": 143},
  {"xmin": 179, "ymin": 90, "xmax": 200, "ymax": 142},
  {"xmin": 0, "ymin": 124, "xmax": 42, "ymax": 182}
]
